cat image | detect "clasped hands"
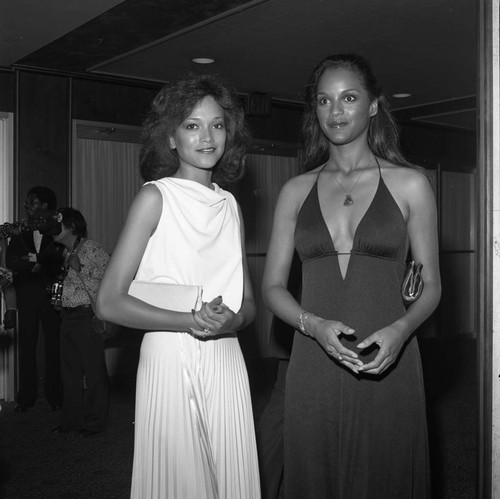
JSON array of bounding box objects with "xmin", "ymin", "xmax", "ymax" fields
[
  {"xmin": 191, "ymin": 296, "xmax": 237, "ymax": 339},
  {"xmin": 307, "ymin": 316, "xmax": 407, "ymax": 375}
]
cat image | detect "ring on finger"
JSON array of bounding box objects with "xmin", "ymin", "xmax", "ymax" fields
[{"xmin": 203, "ymin": 327, "xmax": 210, "ymax": 336}]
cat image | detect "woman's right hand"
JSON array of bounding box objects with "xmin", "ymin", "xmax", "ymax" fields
[
  {"xmin": 191, "ymin": 296, "xmax": 238, "ymax": 339},
  {"xmin": 306, "ymin": 315, "xmax": 363, "ymax": 373}
]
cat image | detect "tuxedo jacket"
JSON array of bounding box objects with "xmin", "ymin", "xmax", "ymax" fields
[{"xmin": 6, "ymin": 231, "xmax": 64, "ymax": 293}]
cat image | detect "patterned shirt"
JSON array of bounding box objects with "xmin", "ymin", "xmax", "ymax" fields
[{"xmin": 61, "ymin": 239, "xmax": 110, "ymax": 308}]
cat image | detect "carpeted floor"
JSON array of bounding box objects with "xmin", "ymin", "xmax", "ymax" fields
[
  {"xmin": 0, "ymin": 378, "xmax": 135, "ymax": 499},
  {"xmin": 0, "ymin": 337, "xmax": 476, "ymax": 499},
  {"xmin": 420, "ymin": 337, "xmax": 477, "ymax": 499}
]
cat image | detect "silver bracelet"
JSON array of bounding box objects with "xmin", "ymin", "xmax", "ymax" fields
[{"xmin": 297, "ymin": 311, "xmax": 315, "ymax": 336}]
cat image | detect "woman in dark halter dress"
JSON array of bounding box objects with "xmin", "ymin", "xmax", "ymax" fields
[{"xmin": 262, "ymin": 54, "xmax": 441, "ymax": 499}]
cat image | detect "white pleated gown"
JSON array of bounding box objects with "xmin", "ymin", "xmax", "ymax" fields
[{"xmin": 130, "ymin": 178, "xmax": 260, "ymax": 499}]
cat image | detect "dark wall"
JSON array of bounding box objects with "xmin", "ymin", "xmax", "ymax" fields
[
  {"xmin": 17, "ymin": 72, "xmax": 70, "ymax": 215},
  {"xmin": 0, "ymin": 70, "xmax": 15, "ymax": 113},
  {"xmin": 247, "ymin": 101, "xmax": 302, "ymax": 145},
  {"xmin": 10, "ymin": 69, "xmax": 475, "ymax": 220},
  {"xmin": 72, "ymin": 78, "xmax": 160, "ymax": 125},
  {"xmin": 14, "ymin": 72, "xmax": 161, "ymax": 216},
  {"xmin": 400, "ymin": 122, "xmax": 476, "ymax": 172}
]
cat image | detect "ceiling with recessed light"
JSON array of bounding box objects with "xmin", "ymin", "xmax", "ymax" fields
[{"xmin": 1, "ymin": 0, "xmax": 477, "ymax": 129}]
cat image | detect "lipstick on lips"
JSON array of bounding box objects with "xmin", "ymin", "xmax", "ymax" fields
[
  {"xmin": 197, "ymin": 146, "xmax": 217, "ymax": 153},
  {"xmin": 326, "ymin": 120, "xmax": 348, "ymax": 128}
]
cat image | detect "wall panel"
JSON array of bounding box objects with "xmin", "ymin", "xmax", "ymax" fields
[
  {"xmin": 17, "ymin": 72, "xmax": 69, "ymax": 214},
  {"xmin": 0, "ymin": 71, "xmax": 15, "ymax": 113},
  {"xmin": 72, "ymin": 79, "xmax": 159, "ymax": 126}
]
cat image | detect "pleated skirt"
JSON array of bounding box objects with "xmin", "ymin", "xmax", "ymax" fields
[{"xmin": 130, "ymin": 331, "xmax": 261, "ymax": 499}]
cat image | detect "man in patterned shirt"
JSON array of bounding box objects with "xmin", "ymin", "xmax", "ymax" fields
[{"xmin": 50, "ymin": 208, "xmax": 110, "ymax": 437}]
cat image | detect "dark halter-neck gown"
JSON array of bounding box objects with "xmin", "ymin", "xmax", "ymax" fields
[{"xmin": 285, "ymin": 170, "xmax": 430, "ymax": 499}]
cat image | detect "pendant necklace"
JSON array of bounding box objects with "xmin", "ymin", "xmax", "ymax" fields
[{"xmin": 334, "ymin": 169, "xmax": 365, "ymax": 206}]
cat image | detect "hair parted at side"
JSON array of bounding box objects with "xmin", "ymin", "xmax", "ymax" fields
[
  {"xmin": 57, "ymin": 207, "xmax": 87, "ymax": 237},
  {"xmin": 140, "ymin": 73, "xmax": 249, "ymax": 185},
  {"xmin": 302, "ymin": 53, "xmax": 417, "ymax": 172}
]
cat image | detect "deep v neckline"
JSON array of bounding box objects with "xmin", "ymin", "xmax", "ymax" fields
[{"xmin": 315, "ymin": 173, "xmax": 382, "ymax": 280}]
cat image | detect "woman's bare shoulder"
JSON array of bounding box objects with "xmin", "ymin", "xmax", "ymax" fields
[
  {"xmin": 123, "ymin": 182, "xmax": 163, "ymax": 230},
  {"xmin": 381, "ymin": 161, "xmax": 431, "ymax": 192},
  {"xmin": 133, "ymin": 182, "xmax": 162, "ymax": 206},
  {"xmin": 273, "ymin": 168, "xmax": 322, "ymax": 220},
  {"xmin": 281, "ymin": 166, "xmax": 323, "ymax": 197}
]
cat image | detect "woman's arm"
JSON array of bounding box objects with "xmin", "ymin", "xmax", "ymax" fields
[
  {"xmin": 263, "ymin": 176, "xmax": 361, "ymax": 371},
  {"xmin": 96, "ymin": 184, "xmax": 199, "ymax": 332},
  {"xmin": 359, "ymin": 169, "xmax": 441, "ymax": 374},
  {"xmin": 262, "ymin": 177, "xmax": 304, "ymax": 323}
]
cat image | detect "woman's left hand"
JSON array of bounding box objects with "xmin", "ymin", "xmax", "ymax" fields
[
  {"xmin": 356, "ymin": 325, "xmax": 409, "ymax": 375},
  {"xmin": 190, "ymin": 296, "xmax": 239, "ymax": 339}
]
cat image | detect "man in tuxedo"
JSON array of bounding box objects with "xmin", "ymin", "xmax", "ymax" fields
[{"xmin": 7, "ymin": 186, "xmax": 64, "ymax": 412}]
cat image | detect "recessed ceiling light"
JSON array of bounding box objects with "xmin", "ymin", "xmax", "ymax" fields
[
  {"xmin": 192, "ymin": 58, "xmax": 215, "ymax": 64},
  {"xmin": 392, "ymin": 93, "xmax": 412, "ymax": 98}
]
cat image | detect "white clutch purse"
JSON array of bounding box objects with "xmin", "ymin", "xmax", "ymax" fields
[{"xmin": 128, "ymin": 280, "xmax": 203, "ymax": 312}]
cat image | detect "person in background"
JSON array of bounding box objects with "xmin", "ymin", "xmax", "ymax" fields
[
  {"xmin": 262, "ymin": 53, "xmax": 441, "ymax": 498},
  {"xmin": 97, "ymin": 73, "xmax": 260, "ymax": 498},
  {"xmin": 51, "ymin": 208, "xmax": 109, "ymax": 437},
  {"xmin": 0, "ymin": 237, "xmax": 16, "ymax": 330},
  {"xmin": 7, "ymin": 186, "xmax": 64, "ymax": 412}
]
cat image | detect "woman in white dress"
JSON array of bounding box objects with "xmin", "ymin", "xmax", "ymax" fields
[{"xmin": 96, "ymin": 74, "xmax": 260, "ymax": 499}]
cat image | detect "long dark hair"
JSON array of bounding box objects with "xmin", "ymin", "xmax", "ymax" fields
[
  {"xmin": 140, "ymin": 73, "xmax": 249, "ymax": 186},
  {"xmin": 302, "ymin": 53, "xmax": 415, "ymax": 171}
]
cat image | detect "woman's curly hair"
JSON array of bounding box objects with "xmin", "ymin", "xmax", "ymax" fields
[
  {"xmin": 302, "ymin": 53, "xmax": 416, "ymax": 172},
  {"xmin": 140, "ymin": 73, "xmax": 249, "ymax": 185}
]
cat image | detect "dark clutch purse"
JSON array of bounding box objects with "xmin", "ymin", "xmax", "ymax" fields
[
  {"xmin": 91, "ymin": 315, "xmax": 107, "ymax": 335},
  {"xmin": 91, "ymin": 315, "xmax": 122, "ymax": 341},
  {"xmin": 401, "ymin": 261, "xmax": 424, "ymax": 303}
]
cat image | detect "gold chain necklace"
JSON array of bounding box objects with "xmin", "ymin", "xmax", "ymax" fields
[{"xmin": 334, "ymin": 169, "xmax": 365, "ymax": 206}]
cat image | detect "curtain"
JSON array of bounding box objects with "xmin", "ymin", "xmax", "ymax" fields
[
  {"xmin": 241, "ymin": 154, "xmax": 300, "ymax": 254},
  {"xmin": 237, "ymin": 153, "xmax": 300, "ymax": 358},
  {"xmin": 72, "ymin": 138, "xmax": 143, "ymax": 254},
  {"xmin": 0, "ymin": 113, "xmax": 14, "ymax": 226},
  {"xmin": 0, "ymin": 112, "xmax": 15, "ymax": 401}
]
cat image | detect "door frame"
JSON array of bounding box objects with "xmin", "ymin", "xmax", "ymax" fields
[{"xmin": 477, "ymin": 0, "xmax": 499, "ymax": 497}]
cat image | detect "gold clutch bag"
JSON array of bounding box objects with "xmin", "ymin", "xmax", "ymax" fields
[{"xmin": 128, "ymin": 280, "xmax": 203, "ymax": 312}]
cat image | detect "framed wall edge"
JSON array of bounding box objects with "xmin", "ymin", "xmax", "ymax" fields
[{"xmin": 477, "ymin": 0, "xmax": 499, "ymax": 497}]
